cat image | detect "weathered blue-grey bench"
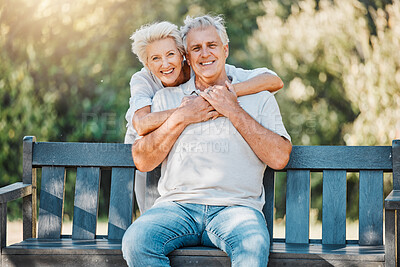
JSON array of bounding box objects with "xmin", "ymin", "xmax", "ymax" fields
[{"xmin": 0, "ymin": 136, "xmax": 399, "ymax": 266}]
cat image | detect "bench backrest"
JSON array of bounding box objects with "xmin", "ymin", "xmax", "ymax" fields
[
  {"xmin": 24, "ymin": 137, "xmax": 136, "ymax": 240},
  {"xmin": 22, "ymin": 136, "xmax": 399, "ymax": 245}
]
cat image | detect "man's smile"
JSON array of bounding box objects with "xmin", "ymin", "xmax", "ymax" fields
[{"xmin": 200, "ymin": 61, "xmax": 215, "ymax": 66}]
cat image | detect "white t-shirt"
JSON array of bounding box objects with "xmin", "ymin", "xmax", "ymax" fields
[
  {"xmin": 124, "ymin": 64, "xmax": 277, "ymax": 144},
  {"xmin": 151, "ymin": 75, "xmax": 290, "ymax": 213}
]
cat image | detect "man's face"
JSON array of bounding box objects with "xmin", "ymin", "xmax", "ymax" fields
[{"xmin": 186, "ymin": 26, "xmax": 229, "ymax": 87}]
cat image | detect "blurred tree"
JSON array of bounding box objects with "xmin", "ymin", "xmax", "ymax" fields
[
  {"xmin": 0, "ymin": 0, "xmax": 267, "ymax": 219},
  {"xmin": 249, "ymin": 0, "xmax": 400, "ymax": 220}
]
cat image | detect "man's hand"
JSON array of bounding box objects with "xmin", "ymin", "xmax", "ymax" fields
[
  {"xmin": 177, "ymin": 95, "xmax": 219, "ymax": 125},
  {"xmin": 199, "ymin": 81, "xmax": 241, "ymax": 119}
]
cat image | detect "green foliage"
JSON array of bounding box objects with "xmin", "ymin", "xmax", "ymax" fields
[
  {"xmin": 0, "ymin": 0, "xmax": 264, "ymax": 219},
  {"xmin": 249, "ymin": 0, "xmax": 400, "ymax": 219},
  {"xmin": 1, "ymin": 0, "xmax": 399, "ymax": 223}
]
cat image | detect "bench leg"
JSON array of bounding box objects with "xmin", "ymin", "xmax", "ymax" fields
[{"xmin": 385, "ymin": 209, "xmax": 396, "ymax": 267}]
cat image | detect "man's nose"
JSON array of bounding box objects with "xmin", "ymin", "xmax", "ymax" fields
[{"xmin": 200, "ymin": 46, "xmax": 210, "ymax": 57}]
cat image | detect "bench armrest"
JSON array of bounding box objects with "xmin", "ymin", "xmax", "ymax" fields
[
  {"xmin": 384, "ymin": 190, "xmax": 400, "ymax": 210},
  {"xmin": 0, "ymin": 182, "xmax": 32, "ymax": 204}
]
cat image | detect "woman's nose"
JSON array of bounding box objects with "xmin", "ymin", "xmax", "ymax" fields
[{"xmin": 162, "ymin": 58, "xmax": 169, "ymax": 67}]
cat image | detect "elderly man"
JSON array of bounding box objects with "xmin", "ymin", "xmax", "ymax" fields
[{"xmin": 122, "ymin": 15, "xmax": 292, "ymax": 267}]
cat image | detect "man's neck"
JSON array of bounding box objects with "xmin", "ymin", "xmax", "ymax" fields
[{"xmin": 195, "ymin": 73, "xmax": 229, "ymax": 91}]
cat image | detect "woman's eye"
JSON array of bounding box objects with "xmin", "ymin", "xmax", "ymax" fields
[
  {"xmin": 168, "ymin": 52, "xmax": 175, "ymax": 56},
  {"xmin": 152, "ymin": 57, "xmax": 159, "ymax": 61},
  {"xmin": 192, "ymin": 47, "xmax": 200, "ymax": 52}
]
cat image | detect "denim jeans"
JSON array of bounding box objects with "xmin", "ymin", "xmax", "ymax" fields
[{"xmin": 122, "ymin": 201, "xmax": 270, "ymax": 267}]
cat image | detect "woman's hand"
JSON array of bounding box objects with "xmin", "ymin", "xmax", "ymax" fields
[{"xmin": 199, "ymin": 81, "xmax": 241, "ymax": 119}]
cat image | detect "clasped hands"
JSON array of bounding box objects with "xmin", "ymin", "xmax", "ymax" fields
[{"xmin": 178, "ymin": 81, "xmax": 241, "ymax": 124}]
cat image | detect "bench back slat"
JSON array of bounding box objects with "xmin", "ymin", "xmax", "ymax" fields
[
  {"xmin": 262, "ymin": 168, "xmax": 275, "ymax": 244},
  {"xmin": 286, "ymin": 170, "xmax": 310, "ymax": 244},
  {"xmin": 32, "ymin": 142, "xmax": 133, "ymax": 167},
  {"xmin": 38, "ymin": 167, "xmax": 66, "ymax": 239},
  {"xmin": 286, "ymin": 146, "xmax": 392, "ymax": 171},
  {"xmin": 145, "ymin": 167, "xmax": 161, "ymax": 212},
  {"xmin": 393, "ymin": 140, "xmax": 400, "ymax": 190},
  {"xmin": 322, "ymin": 170, "xmax": 346, "ymax": 245},
  {"xmin": 359, "ymin": 170, "xmax": 383, "ymax": 245},
  {"xmin": 72, "ymin": 167, "xmax": 101, "ymax": 240},
  {"xmin": 108, "ymin": 167, "xmax": 135, "ymax": 240}
]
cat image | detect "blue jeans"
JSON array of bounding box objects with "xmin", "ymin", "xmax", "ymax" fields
[{"xmin": 122, "ymin": 202, "xmax": 270, "ymax": 267}]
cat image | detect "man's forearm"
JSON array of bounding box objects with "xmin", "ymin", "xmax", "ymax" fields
[
  {"xmin": 228, "ymin": 107, "xmax": 292, "ymax": 170},
  {"xmin": 132, "ymin": 111, "xmax": 186, "ymax": 172}
]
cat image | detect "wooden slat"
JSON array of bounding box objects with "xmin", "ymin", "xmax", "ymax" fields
[
  {"xmin": 32, "ymin": 144, "xmax": 392, "ymax": 170},
  {"xmin": 393, "ymin": 140, "xmax": 400, "ymax": 190},
  {"xmin": 144, "ymin": 166, "xmax": 161, "ymax": 212},
  {"xmin": 322, "ymin": 170, "xmax": 346, "ymax": 245},
  {"xmin": 285, "ymin": 146, "xmax": 392, "ymax": 171},
  {"xmin": 23, "ymin": 136, "xmax": 37, "ymax": 240},
  {"xmin": 72, "ymin": 167, "xmax": 100, "ymax": 240},
  {"xmin": 262, "ymin": 167, "xmax": 275, "ymax": 244},
  {"xmin": 359, "ymin": 170, "xmax": 383, "ymax": 245},
  {"xmin": 384, "ymin": 190, "xmax": 400, "ymax": 210},
  {"xmin": 0, "ymin": 182, "xmax": 32, "ymax": 203},
  {"xmin": 32, "ymin": 142, "xmax": 134, "ymax": 167},
  {"xmin": 286, "ymin": 170, "xmax": 310, "ymax": 244},
  {"xmin": 38, "ymin": 167, "xmax": 66, "ymax": 239},
  {"xmin": 1, "ymin": 254, "xmax": 127, "ymax": 267},
  {"xmin": 108, "ymin": 168, "xmax": 135, "ymax": 240},
  {"xmin": 4, "ymin": 239, "xmax": 385, "ymax": 262},
  {"xmin": 384, "ymin": 209, "xmax": 396, "ymax": 266},
  {"xmin": 0, "ymin": 202, "xmax": 6, "ymax": 248},
  {"xmin": 397, "ymin": 211, "xmax": 400, "ymax": 267}
]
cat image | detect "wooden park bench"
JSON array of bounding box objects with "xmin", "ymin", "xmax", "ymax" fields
[{"xmin": 0, "ymin": 136, "xmax": 399, "ymax": 266}]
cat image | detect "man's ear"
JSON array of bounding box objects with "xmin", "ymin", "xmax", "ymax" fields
[{"xmin": 224, "ymin": 44, "xmax": 229, "ymax": 58}]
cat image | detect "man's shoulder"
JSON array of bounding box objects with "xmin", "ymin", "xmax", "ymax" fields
[
  {"xmin": 152, "ymin": 85, "xmax": 187, "ymax": 112},
  {"xmin": 153, "ymin": 86, "xmax": 184, "ymax": 99}
]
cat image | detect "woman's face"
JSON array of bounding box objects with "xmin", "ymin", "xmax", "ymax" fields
[{"xmin": 146, "ymin": 37, "xmax": 184, "ymax": 87}]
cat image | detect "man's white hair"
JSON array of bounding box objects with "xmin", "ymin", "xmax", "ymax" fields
[
  {"xmin": 180, "ymin": 15, "xmax": 230, "ymax": 52},
  {"xmin": 130, "ymin": 21, "xmax": 185, "ymax": 65}
]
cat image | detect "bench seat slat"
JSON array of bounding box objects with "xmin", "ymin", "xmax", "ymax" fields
[
  {"xmin": 4, "ymin": 239, "xmax": 384, "ymax": 262},
  {"xmin": 38, "ymin": 167, "xmax": 66, "ymax": 239},
  {"xmin": 359, "ymin": 170, "xmax": 383, "ymax": 245},
  {"xmin": 108, "ymin": 167, "xmax": 135, "ymax": 240},
  {"xmin": 286, "ymin": 170, "xmax": 310, "ymax": 244},
  {"xmin": 322, "ymin": 170, "xmax": 346, "ymax": 245},
  {"xmin": 72, "ymin": 167, "xmax": 100, "ymax": 240}
]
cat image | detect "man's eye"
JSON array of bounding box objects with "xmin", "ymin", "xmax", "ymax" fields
[
  {"xmin": 152, "ymin": 57, "xmax": 159, "ymax": 61},
  {"xmin": 210, "ymin": 44, "xmax": 217, "ymax": 48},
  {"xmin": 192, "ymin": 47, "xmax": 200, "ymax": 52},
  {"xmin": 168, "ymin": 52, "xmax": 175, "ymax": 56}
]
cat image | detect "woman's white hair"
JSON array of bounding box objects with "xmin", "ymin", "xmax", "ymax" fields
[
  {"xmin": 130, "ymin": 21, "xmax": 185, "ymax": 65},
  {"xmin": 180, "ymin": 15, "xmax": 230, "ymax": 51}
]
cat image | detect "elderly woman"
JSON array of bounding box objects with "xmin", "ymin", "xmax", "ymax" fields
[{"xmin": 125, "ymin": 21, "xmax": 283, "ymax": 213}]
